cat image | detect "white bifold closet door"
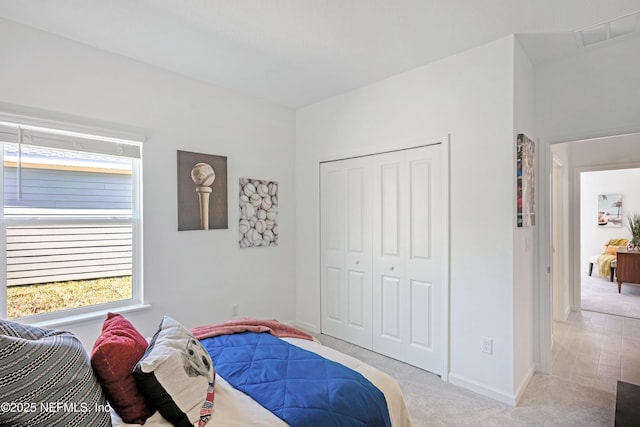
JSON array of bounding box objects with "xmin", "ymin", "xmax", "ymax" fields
[
  {"xmin": 320, "ymin": 155, "xmax": 373, "ymax": 349},
  {"xmin": 320, "ymin": 144, "xmax": 444, "ymax": 376}
]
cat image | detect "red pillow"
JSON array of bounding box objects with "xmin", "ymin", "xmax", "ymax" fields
[{"xmin": 91, "ymin": 313, "xmax": 155, "ymax": 424}]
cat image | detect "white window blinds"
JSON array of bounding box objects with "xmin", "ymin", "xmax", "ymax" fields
[{"xmin": 0, "ymin": 115, "xmax": 143, "ymax": 159}]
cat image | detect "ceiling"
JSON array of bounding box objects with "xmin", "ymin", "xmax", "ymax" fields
[{"xmin": 1, "ymin": 0, "xmax": 639, "ymax": 108}]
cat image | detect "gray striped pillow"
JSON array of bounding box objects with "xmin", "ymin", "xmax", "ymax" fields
[{"xmin": 0, "ymin": 319, "xmax": 112, "ymax": 427}]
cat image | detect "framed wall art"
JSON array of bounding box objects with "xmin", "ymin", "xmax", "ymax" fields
[
  {"xmin": 516, "ymin": 133, "xmax": 535, "ymax": 228},
  {"xmin": 239, "ymin": 178, "xmax": 278, "ymax": 248},
  {"xmin": 597, "ymin": 193, "xmax": 623, "ymax": 227},
  {"xmin": 177, "ymin": 150, "xmax": 228, "ymax": 231}
]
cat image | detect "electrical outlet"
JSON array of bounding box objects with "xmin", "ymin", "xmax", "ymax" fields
[
  {"xmin": 231, "ymin": 304, "xmax": 239, "ymax": 317},
  {"xmin": 481, "ymin": 337, "xmax": 493, "ymax": 355}
]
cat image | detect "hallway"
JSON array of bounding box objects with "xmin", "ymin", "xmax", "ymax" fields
[{"xmin": 553, "ymin": 310, "xmax": 640, "ymax": 393}]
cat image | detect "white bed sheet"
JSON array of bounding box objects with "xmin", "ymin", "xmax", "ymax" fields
[{"xmin": 110, "ymin": 337, "xmax": 412, "ymax": 427}]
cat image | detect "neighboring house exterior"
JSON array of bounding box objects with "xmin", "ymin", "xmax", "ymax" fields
[{"xmin": 3, "ymin": 157, "xmax": 133, "ymax": 286}]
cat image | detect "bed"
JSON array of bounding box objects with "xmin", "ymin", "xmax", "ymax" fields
[
  {"xmin": 0, "ymin": 315, "xmax": 412, "ymax": 427},
  {"xmin": 111, "ymin": 335, "xmax": 411, "ymax": 427}
]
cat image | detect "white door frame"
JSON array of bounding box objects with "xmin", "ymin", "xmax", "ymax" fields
[
  {"xmin": 535, "ymin": 138, "xmax": 553, "ymax": 374},
  {"xmin": 536, "ymin": 131, "xmax": 640, "ymax": 373},
  {"xmin": 441, "ymin": 137, "xmax": 450, "ymax": 381},
  {"xmin": 552, "ymin": 155, "xmax": 567, "ymax": 321}
]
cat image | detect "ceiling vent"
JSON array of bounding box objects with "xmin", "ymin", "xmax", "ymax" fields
[{"xmin": 576, "ymin": 11, "xmax": 640, "ymax": 47}]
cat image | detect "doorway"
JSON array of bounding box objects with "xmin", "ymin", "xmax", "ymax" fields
[
  {"xmin": 539, "ymin": 133, "xmax": 640, "ymax": 373},
  {"xmin": 579, "ymin": 168, "xmax": 640, "ymax": 319}
]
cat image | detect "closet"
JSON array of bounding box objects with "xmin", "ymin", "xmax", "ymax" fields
[{"xmin": 320, "ymin": 143, "xmax": 445, "ymax": 375}]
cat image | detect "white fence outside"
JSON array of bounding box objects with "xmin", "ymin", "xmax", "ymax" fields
[{"xmin": 6, "ymin": 223, "xmax": 132, "ymax": 286}]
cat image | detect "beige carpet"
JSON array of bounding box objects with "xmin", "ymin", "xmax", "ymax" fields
[
  {"xmin": 315, "ymin": 316, "xmax": 621, "ymax": 426},
  {"xmin": 581, "ymin": 273, "xmax": 640, "ymax": 319},
  {"xmin": 307, "ymin": 278, "xmax": 640, "ymax": 426}
]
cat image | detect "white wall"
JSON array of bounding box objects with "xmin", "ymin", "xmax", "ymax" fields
[
  {"xmin": 0, "ymin": 19, "xmax": 297, "ymax": 347},
  {"xmin": 534, "ymin": 34, "xmax": 640, "ymax": 342},
  {"xmin": 296, "ymin": 36, "xmax": 520, "ymax": 403},
  {"xmin": 512, "ymin": 38, "xmax": 536, "ymax": 399},
  {"xmin": 535, "ymin": 35, "xmax": 640, "ymax": 143}
]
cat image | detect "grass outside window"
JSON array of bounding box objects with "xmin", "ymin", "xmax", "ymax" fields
[{"xmin": 7, "ymin": 276, "xmax": 132, "ymax": 319}]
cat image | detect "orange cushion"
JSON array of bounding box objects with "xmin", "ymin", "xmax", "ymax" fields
[{"xmin": 605, "ymin": 245, "xmax": 619, "ymax": 255}]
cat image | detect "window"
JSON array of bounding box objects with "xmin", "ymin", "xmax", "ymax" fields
[{"xmin": 0, "ymin": 114, "xmax": 143, "ymax": 322}]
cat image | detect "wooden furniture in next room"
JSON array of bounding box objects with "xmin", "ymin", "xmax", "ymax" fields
[
  {"xmin": 615, "ymin": 248, "xmax": 640, "ymax": 293},
  {"xmin": 588, "ymin": 238, "xmax": 629, "ymax": 282},
  {"xmin": 615, "ymin": 380, "xmax": 640, "ymax": 426}
]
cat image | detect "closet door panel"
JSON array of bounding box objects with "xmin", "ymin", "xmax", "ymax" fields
[
  {"xmin": 409, "ymin": 157, "xmax": 431, "ymax": 260},
  {"xmin": 403, "ymin": 145, "xmax": 443, "ymax": 374},
  {"xmin": 381, "ymin": 274, "xmax": 401, "ymax": 340},
  {"xmin": 344, "ymin": 159, "xmax": 372, "ymax": 347},
  {"xmin": 321, "ymin": 157, "xmax": 372, "ymax": 349},
  {"xmin": 347, "ymin": 167, "xmax": 366, "ymax": 253},
  {"xmin": 372, "ymin": 151, "xmax": 408, "ymax": 357},
  {"xmin": 408, "ymin": 155, "xmax": 434, "ymax": 351},
  {"xmin": 381, "ymin": 163, "xmax": 401, "ymax": 257},
  {"xmin": 410, "ymin": 279, "xmax": 432, "ymax": 348},
  {"xmin": 326, "ymin": 267, "xmax": 343, "ymax": 321},
  {"xmin": 372, "ymin": 145, "xmax": 443, "ymax": 376},
  {"xmin": 347, "ymin": 270, "xmax": 365, "ymax": 327},
  {"xmin": 320, "ymin": 165, "xmax": 346, "ymax": 339}
]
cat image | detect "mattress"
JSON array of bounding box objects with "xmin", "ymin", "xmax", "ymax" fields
[{"xmin": 110, "ymin": 337, "xmax": 412, "ymax": 427}]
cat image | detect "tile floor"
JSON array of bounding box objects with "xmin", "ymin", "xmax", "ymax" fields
[{"xmin": 552, "ymin": 310, "xmax": 640, "ymax": 393}]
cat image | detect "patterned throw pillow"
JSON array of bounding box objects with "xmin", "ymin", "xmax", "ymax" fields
[
  {"xmin": 0, "ymin": 319, "xmax": 111, "ymax": 427},
  {"xmin": 133, "ymin": 316, "xmax": 215, "ymax": 427},
  {"xmin": 91, "ymin": 312, "xmax": 155, "ymax": 424}
]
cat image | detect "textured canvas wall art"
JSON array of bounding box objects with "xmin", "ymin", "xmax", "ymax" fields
[{"xmin": 239, "ymin": 178, "xmax": 278, "ymax": 247}]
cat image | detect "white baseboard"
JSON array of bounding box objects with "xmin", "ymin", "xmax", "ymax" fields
[
  {"xmin": 448, "ymin": 373, "xmax": 516, "ymax": 406},
  {"xmin": 514, "ymin": 367, "xmax": 535, "ymax": 405},
  {"xmin": 289, "ymin": 319, "xmax": 320, "ymax": 334}
]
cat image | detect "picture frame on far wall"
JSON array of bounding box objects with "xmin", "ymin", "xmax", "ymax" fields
[
  {"xmin": 516, "ymin": 133, "xmax": 535, "ymax": 228},
  {"xmin": 177, "ymin": 150, "xmax": 228, "ymax": 231},
  {"xmin": 598, "ymin": 193, "xmax": 623, "ymax": 228}
]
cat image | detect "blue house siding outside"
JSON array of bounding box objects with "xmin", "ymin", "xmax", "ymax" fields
[
  {"xmin": 4, "ymin": 166, "xmax": 133, "ymax": 286},
  {"xmin": 4, "ymin": 167, "xmax": 132, "ymax": 211}
]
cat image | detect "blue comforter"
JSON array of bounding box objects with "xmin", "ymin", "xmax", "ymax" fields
[{"xmin": 200, "ymin": 332, "xmax": 391, "ymax": 427}]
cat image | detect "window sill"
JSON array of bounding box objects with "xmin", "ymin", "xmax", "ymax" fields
[{"xmin": 23, "ymin": 303, "xmax": 152, "ymax": 329}]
